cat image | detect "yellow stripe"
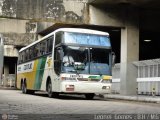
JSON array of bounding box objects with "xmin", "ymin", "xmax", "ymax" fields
[
  {"xmin": 27, "ymin": 60, "xmax": 38, "ymax": 89},
  {"xmin": 17, "ymin": 60, "xmax": 39, "ymax": 89},
  {"xmin": 103, "ymin": 75, "xmax": 112, "ymax": 80}
]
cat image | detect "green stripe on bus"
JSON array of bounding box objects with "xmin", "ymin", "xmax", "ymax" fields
[
  {"xmin": 34, "ymin": 57, "xmax": 47, "ymax": 90},
  {"xmin": 88, "ymin": 76, "xmax": 101, "ymax": 79}
]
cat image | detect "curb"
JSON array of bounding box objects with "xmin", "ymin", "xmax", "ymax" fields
[
  {"xmin": 0, "ymin": 86, "xmax": 17, "ymax": 90},
  {"xmin": 103, "ymin": 94, "xmax": 160, "ymax": 104}
]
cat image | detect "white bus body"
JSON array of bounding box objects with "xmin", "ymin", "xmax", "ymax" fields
[{"xmin": 17, "ymin": 28, "xmax": 113, "ymax": 99}]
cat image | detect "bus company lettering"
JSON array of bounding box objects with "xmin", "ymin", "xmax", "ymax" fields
[
  {"xmin": 18, "ymin": 67, "xmax": 21, "ymax": 71},
  {"xmin": 24, "ymin": 63, "xmax": 32, "ymax": 70}
]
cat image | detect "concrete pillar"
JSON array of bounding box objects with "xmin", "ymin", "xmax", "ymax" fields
[
  {"xmin": 0, "ymin": 34, "xmax": 4, "ymax": 86},
  {"xmin": 120, "ymin": 6, "xmax": 139, "ymax": 95},
  {"xmin": 3, "ymin": 64, "xmax": 9, "ymax": 87}
]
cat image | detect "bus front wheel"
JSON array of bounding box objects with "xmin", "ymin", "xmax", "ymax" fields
[
  {"xmin": 85, "ymin": 93, "xmax": 95, "ymax": 100},
  {"xmin": 47, "ymin": 81, "xmax": 59, "ymax": 98},
  {"xmin": 47, "ymin": 81, "xmax": 53, "ymax": 98}
]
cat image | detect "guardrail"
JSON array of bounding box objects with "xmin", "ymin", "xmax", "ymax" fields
[{"xmin": 112, "ymin": 59, "xmax": 160, "ymax": 95}]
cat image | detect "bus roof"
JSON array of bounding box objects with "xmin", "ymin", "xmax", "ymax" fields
[
  {"xmin": 55, "ymin": 28, "xmax": 109, "ymax": 36},
  {"xmin": 19, "ymin": 28, "xmax": 109, "ymax": 52}
]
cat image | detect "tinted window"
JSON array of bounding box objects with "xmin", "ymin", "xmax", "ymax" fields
[
  {"xmin": 54, "ymin": 47, "xmax": 61, "ymax": 75},
  {"xmin": 19, "ymin": 35, "xmax": 54, "ymax": 64},
  {"xmin": 47, "ymin": 37, "xmax": 53, "ymax": 53}
]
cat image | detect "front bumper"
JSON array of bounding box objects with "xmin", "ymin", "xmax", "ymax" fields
[{"xmin": 60, "ymin": 81, "xmax": 111, "ymax": 94}]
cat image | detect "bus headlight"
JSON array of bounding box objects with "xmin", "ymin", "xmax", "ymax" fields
[
  {"xmin": 106, "ymin": 86, "xmax": 110, "ymax": 89},
  {"xmin": 102, "ymin": 86, "xmax": 110, "ymax": 90}
]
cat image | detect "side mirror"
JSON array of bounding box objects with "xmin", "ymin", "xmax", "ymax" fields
[
  {"xmin": 112, "ymin": 52, "xmax": 116, "ymax": 66},
  {"xmin": 57, "ymin": 47, "xmax": 64, "ymax": 61}
]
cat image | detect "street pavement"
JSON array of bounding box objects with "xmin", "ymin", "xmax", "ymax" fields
[{"xmin": 0, "ymin": 89, "xmax": 160, "ymax": 119}]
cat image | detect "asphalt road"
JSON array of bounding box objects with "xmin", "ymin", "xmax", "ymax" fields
[{"xmin": 0, "ymin": 89, "xmax": 160, "ymax": 120}]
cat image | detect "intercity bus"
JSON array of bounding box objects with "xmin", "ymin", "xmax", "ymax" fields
[{"xmin": 17, "ymin": 28, "xmax": 115, "ymax": 99}]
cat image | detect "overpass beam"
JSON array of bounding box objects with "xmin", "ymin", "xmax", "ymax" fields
[{"xmin": 120, "ymin": 7, "xmax": 139, "ymax": 95}]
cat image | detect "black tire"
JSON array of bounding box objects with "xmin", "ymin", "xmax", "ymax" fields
[
  {"xmin": 85, "ymin": 93, "xmax": 95, "ymax": 100},
  {"xmin": 47, "ymin": 81, "xmax": 59, "ymax": 98},
  {"xmin": 47, "ymin": 81, "xmax": 53, "ymax": 98},
  {"xmin": 21, "ymin": 81, "xmax": 34, "ymax": 94},
  {"xmin": 22, "ymin": 81, "xmax": 27, "ymax": 94}
]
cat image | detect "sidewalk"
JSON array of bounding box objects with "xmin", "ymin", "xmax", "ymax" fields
[
  {"xmin": 0, "ymin": 85, "xmax": 16, "ymax": 90},
  {"xmin": 1, "ymin": 86, "xmax": 160, "ymax": 103},
  {"xmin": 103, "ymin": 94, "xmax": 160, "ymax": 103}
]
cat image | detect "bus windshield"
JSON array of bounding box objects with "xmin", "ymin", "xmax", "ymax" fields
[
  {"xmin": 64, "ymin": 32, "xmax": 111, "ymax": 47},
  {"xmin": 62, "ymin": 46, "xmax": 110, "ymax": 75}
]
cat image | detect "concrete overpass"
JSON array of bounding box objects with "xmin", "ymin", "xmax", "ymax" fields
[{"xmin": 0, "ymin": 0, "xmax": 160, "ymax": 95}]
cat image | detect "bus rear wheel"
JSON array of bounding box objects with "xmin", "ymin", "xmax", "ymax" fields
[
  {"xmin": 85, "ymin": 93, "xmax": 95, "ymax": 100},
  {"xmin": 22, "ymin": 81, "xmax": 27, "ymax": 94},
  {"xmin": 21, "ymin": 81, "xmax": 34, "ymax": 94}
]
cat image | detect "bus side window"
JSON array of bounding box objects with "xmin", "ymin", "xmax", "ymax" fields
[
  {"xmin": 54, "ymin": 47, "xmax": 61, "ymax": 75},
  {"xmin": 35, "ymin": 43, "xmax": 41, "ymax": 57},
  {"xmin": 26, "ymin": 49, "xmax": 29, "ymax": 61},
  {"xmin": 29, "ymin": 48, "xmax": 32, "ymax": 60},
  {"xmin": 40, "ymin": 40, "xmax": 47, "ymax": 55},
  {"xmin": 47, "ymin": 36, "xmax": 53, "ymax": 53},
  {"xmin": 18, "ymin": 52, "xmax": 21, "ymax": 64},
  {"xmin": 22, "ymin": 52, "xmax": 24, "ymax": 63},
  {"xmin": 24, "ymin": 50, "xmax": 27, "ymax": 62},
  {"xmin": 20, "ymin": 53, "xmax": 23, "ymax": 63},
  {"xmin": 38, "ymin": 43, "xmax": 42, "ymax": 56},
  {"xmin": 33, "ymin": 45, "xmax": 38, "ymax": 58}
]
